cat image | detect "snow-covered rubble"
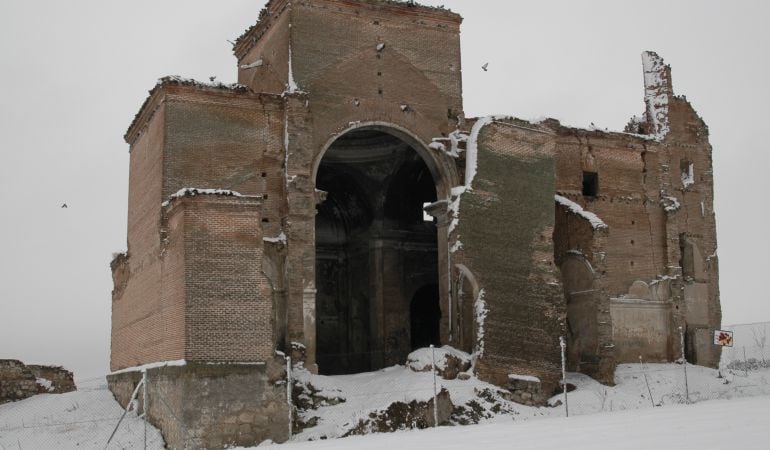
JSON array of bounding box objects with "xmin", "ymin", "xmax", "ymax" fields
[
  {"xmin": 257, "ymin": 395, "xmax": 770, "ymax": 450},
  {"xmin": 407, "ymin": 346, "xmax": 472, "ymax": 380},
  {"xmin": 289, "ymin": 359, "xmax": 770, "ymax": 443}
]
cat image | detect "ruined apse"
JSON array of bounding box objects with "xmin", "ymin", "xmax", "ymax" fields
[{"xmin": 107, "ymin": 0, "xmax": 720, "ymax": 447}]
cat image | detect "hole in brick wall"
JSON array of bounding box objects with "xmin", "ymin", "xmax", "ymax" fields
[
  {"xmin": 263, "ymin": 194, "xmax": 268, "ymax": 200},
  {"xmin": 631, "ymin": 220, "xmax": 636, "ymax": 225},
  {"xmin": 262, "ymin": 218, "xmax": 269, "ymax": 223},
  {"xmin": 261, "ymin": 172, "xmax": 267, "ymax": 177},
  {"xmin": 680, "ymin": 159, "xmax": 694, "ymax": 187},
  {"xmin": 373, "ymin": 20, "xmax": 380, "ymax": 25},
  {"xmin": 378, "ymin": 88, "xmax": 383, "ymax": 95},
  {"xmin": 630, "ymin": 261, "xmax": 635, "ymax": 267},
  {"xmin": 631, "ymin": 240, "xmax": 635, "ymax": 245},
  {"xmin": 582, "ymin": 171, "xmax": 598, "ymax": 197},
  {"xmin": 377, "ymin": 71, "xmax": 382, "ymax": 76}
]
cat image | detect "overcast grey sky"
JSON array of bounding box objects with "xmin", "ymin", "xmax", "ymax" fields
[{"xmin": 1, "ymin": 0, "xmax": 768, "ymax": 380}]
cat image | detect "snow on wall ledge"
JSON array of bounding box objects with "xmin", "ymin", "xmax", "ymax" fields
[
  {"xmin": 158, "ymin": 75, "xmax": 250, "ymax": 92},
  {"xmin": 161, "ymin": 188, "xmax": 261, "ymax": 207},
  {"xmin": 555, "ymin": 195, "xmax": 608, "ymax": 230}
]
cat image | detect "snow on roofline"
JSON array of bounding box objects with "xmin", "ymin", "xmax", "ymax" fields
[
  {"xmin": 555, "ymin": 195, "xmax": 608, "ymax": 230},
  {"xmin": 466, "ymin": 115, "xmax": 659, "ymax": 144},
  {"xmin": 124, "ymin": 76, "xmax": 268, "ymax": 146}
]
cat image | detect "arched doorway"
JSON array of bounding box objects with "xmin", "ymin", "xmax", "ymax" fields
[
  {"xmin": 561, "ymin": 255, "xmax": 599, "ymax": 372},
  {"xmin": 315, "ymin": 127, "xmax": 440, "ymax": 375},
  {"xmin": 410, "ymin": 284, "xmax": 441, "ymax": 350}
]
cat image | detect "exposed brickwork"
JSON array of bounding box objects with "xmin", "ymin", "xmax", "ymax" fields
[
  {"xmin": 177, "ymin": 196, "xmax": 272, "ymax": 362},
  {"xmin": 454, "ymin": 119, "xmax": 564, "ymax": 393}
]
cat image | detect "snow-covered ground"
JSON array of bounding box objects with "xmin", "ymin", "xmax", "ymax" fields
[
  {"xmin": 259, "ymin": 395, "xmax": 770, "ymax": 450},
  {"xmin": 1, "ymin": 362, "xmax": 767, "ymax": 449},
  {"xmin": 0, "ymin": 378, "xmax": 164, "ymax": 450},
  {"xmin": 290, "ymin": 361, "xmax": 770, "ymax": 441}
]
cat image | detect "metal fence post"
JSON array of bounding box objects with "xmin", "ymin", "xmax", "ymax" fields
[
  {"xmin": 742, "ymin": 347, "xmax": 750, "ymax": 376},
  {"xmin": 430, "ymin": 344, "xmax": 438, "ymax": 427},
  {"xmin": 559, "ymin": 336, "xmax": 569, "ymax": 417},
  {"xmin": 640, "ymin": 355, "xmax": 655, "ymax": 407},
  {"xmin": 679, "ymin": 326, "xmax": 690, "ymax": 403},
  {"xmin": 142, "ymin": 370, "xmax": 148, "ymax": 450},
  {"xmin": 286, "ymin": 356, "xmax": 293, "ymax": 439}
]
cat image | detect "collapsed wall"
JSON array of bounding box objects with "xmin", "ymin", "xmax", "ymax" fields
[{"xmin": 0, "ymin": 360, "xmax": 76, "ymax": 404}]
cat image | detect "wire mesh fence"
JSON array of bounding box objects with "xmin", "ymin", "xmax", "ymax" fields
[
  {"xmin": 1, "ymin": 322, "xmax": 769, "ymax": 448},
  {"xmin": 0, "ymin": 375, "xmax": 164, "ymax": 449}
]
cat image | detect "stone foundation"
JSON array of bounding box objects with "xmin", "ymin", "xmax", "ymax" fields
[
  {"xmin": 107, "ymin": 359, "xmax": 290, "ymax": 449},
  {"xmin": 506, "ymin": 376, "xmax": 548, "ymax": 406}
]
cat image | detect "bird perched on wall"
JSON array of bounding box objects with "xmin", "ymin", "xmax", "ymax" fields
[
  {"xmin": 209, "ymin": 76, "xmax": 217, "ymax": 83},
  {"xmin": 482, "ymin": 63, "xmax": 489, "ymax": 71}
]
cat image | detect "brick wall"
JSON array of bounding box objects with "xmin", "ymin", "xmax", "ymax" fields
[
  {"xmin": 111, "ymin": 100, "xmax": 170, "ymax": 371},
  {"xmin": 112, "ymin": 85, "xmax": 284, "ymax": 371},
  {"xmin": 178, "ymin": 196, "xmax": 273, "ymax": 362},
  {"xmin": 455, "ymin": 119, "xmax": 564, "ymax": 392}
]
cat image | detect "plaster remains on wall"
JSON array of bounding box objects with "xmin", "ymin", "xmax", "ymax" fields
[
  {"xmin": 474, "ymin": 289, "xmax": 488, "ymax": 361},
  {"xmin": 642, "ymin": 51, "xmax": 671, "ymax": 139}
]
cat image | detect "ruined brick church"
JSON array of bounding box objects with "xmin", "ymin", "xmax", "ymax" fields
[{"xmin": 108, "ymin": 0, "xmax": 721, "ymax": 447}]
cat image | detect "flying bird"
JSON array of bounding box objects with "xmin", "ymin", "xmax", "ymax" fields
[
  {"xmin": 482, "ymin": 63, "xmax": 489, "ymax": 72},
  {"xmin": 61, "ymin": 203, "xmax": 68, "ymax": 209}
]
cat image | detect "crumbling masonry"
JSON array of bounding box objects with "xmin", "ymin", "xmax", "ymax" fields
[{"xmin": 108, "ymin": 0, "xmax": 721, "ymax": 447}]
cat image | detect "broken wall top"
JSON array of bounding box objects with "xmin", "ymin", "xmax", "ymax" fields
[{"xmin": 233, "ymin": 0, "xmax": 462, "ymax": 59}]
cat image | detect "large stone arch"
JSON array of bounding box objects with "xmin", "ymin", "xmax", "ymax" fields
[
  {"xmin": 312, "ymin": 121, "xmax": 458, "ymax": 199},
  {"xmin": 311, "ymin": 123, "xmax": 456, "ymax": 374}
]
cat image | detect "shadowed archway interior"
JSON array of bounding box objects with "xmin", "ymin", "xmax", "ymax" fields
[{"xmin": 315, "ymin": 129, "xmax": 439, "ymax": 375}]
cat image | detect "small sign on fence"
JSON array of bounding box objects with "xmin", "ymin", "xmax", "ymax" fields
[{"xmin": 714, "ymin": 330, "xmax": 734, "ymax": 347}]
